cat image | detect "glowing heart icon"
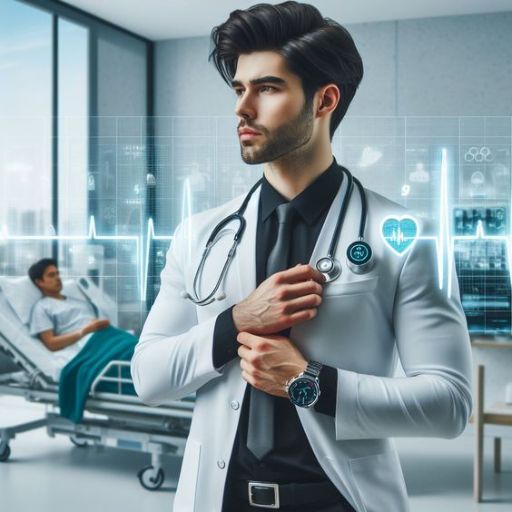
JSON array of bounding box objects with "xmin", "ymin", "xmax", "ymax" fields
[{"xmin": 381, "ymin": 216, "xmax": 418, "ymax": 255}]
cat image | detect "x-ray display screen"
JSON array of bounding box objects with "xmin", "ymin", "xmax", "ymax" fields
[
  {"xmin": 453, "ymin": 207, "xmax": 511, "ymax": 334},
  {"xmin": 453, "ymin": 207, "xmax": 507, "ymax": 236}
]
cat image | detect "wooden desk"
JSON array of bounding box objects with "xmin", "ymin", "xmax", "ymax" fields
[
  {"xmin": 471, "ymin": 336, "xmax": 512, "ymax": 349},
  {"xmin": 472, "ymin": 365, "xmax": 512, "ymax": 502}
]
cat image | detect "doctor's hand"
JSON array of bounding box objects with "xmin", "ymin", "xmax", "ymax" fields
[
  {"xmin": 237, "ymin": 331, "xmax": 307, "ymax": 398},
  {"xmin": 233, "ymin": 264, "xmax": 325, "ymax": 336}
]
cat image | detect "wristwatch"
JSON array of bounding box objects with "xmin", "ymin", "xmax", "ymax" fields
[{"xmin": 285, "ymin": 360, "xmax": 323, "ymax": 408}]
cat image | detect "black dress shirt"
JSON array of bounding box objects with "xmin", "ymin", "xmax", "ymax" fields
[{"xmin": 211, "ymin": 157, "xmax": 347, "ymax": 487}]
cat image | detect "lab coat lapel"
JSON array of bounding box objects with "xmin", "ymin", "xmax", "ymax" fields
[
  {"xmin": 308, "ymin": 168, "xmax": 349, "ymax": 268},
  {"xmin": 233, "ymin": 183, "xmax": 261, "ymax": 302},
  {"xmin": 289, "ymin": 171, "xmax": 350, "ymax": 358},
  {"xmin": 233, "ymin": 173, "xmax": 349, "ymax": 303}
]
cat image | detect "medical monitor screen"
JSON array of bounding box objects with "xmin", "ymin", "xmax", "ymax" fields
[{"xmin": 453, "ymin": 207, "xmax": 511, "ymax": 335}]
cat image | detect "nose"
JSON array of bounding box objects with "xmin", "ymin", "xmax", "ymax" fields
[{"xmin": 235, "ymin": 91, "xmax": 256, "ymax": 121}]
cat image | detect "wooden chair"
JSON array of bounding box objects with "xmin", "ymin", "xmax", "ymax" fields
[{"xmin": 473, "ymin": 364, "xmax": 512, "ymax": 501}]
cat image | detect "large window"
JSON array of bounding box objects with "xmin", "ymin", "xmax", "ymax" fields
[
  {"xmin": 0, "ymin": 0, "xmax": 151, "ymax": 333},
  {"xmin": 56, "ymin": 17, "xmax": 92, "ymax": 310},
  {"xmin": 57, "ymin": 18, "xmax": 88, "ymax": 236},
  {"xmin": 0, "ymin": 2, "xmax": 88, "ymax": 278},
  {"xmin": 0, "ymin": 0, "xmax": 52, "ymax": 275}
]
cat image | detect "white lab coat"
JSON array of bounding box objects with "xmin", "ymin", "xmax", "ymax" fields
[{"xmin": 131, "ymin": 177, "xmax": 473, "ymax": 512}]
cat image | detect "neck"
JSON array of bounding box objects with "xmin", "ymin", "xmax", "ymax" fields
[
  {"xmin": 44, "ymin": 291, "xmax": 64, "ymax": 300},
  {"xmin": 262, "ymin": 145, "xmax": 334, "ymax": 201}
]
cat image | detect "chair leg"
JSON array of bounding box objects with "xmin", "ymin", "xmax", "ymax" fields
[
  {"xmin": 474, "ymin": 364, "xmax": 484, "ymax": 502},
  {"xmin": 493, "ymin": 438, "xmax": 501, "ymax": 473}
]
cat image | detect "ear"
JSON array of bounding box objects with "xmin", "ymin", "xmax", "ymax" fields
[{"xmin": 317, "ymin": 84, "xmax": 340, "ymax": 115}]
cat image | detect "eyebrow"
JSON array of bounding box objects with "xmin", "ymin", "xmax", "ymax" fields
[{"xmin": 230, "ymin": 76, "xmax": 287, "ymax": 88}]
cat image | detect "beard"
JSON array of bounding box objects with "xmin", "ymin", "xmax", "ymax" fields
[{"xmin": 239, "ymin": 97, "xmax": 314, "ymax": 165}]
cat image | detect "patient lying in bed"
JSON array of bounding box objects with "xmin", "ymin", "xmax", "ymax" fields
[
  {"xmin": 28, "ymin": 258, "xmax": 111, "ymax": 366},
  {"xmin": 28, "ymin": 258, "xmax": 138, "ymax": 422}
]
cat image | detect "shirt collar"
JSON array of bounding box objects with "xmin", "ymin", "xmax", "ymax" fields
[{"xmin": 259, "ymin": 156, "xmax": 343, "ymax": 226}]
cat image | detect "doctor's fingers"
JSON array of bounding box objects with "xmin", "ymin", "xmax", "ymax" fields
[
  {"xmin": 278, "ymin": 264, "xmax": 326, "ymax": 285},
  {"xmin": 238, "ymin": 344, "xmax": 272, "ymax": 371},
  {"xmin": 281, "ymin": 293, "xmax": 322, "ymax": 314},
  {"xmin": 241, "ymin": 369, "xmax": 259, "ymax": 389},
  {"xmin": 240, "ymin": 359, "xmax": 269, "ymax": 386},
  {"xmin": 277, "ymin": 279, "xmax": 323, "ymax": 300},
  {"xmin": 237, "ymin": 344, "xmax": 255, "ymax": 362},
  {"xmin": 240, "ymin": 357, "xmax": 255, "ymax": 374}
]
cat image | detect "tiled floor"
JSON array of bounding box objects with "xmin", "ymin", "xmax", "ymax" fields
[{"xmin": 0, "ymin": 395, "xmax": 510, "ymax": 511}]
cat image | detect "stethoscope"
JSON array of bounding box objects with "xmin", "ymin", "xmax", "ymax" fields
[{"xmin": 181, "ymin": 164, "xmax": 374, "ymax": 306}]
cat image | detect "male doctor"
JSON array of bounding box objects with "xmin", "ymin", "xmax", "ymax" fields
[{"xmin": 131, "ymin": 2, "xmax": 473, "ymax": 511}]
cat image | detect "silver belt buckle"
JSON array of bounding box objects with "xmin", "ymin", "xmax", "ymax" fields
[{"xmin": 248, "ymin": 481, "xmax": 280, "ymax": 509}]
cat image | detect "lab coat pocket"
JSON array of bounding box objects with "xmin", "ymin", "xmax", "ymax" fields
[
  {"xmin": 174, "ymin": 438, "xmax": 202, "ymax": 512},
  {"xmin": 349, "ymin": 450, "xmax": 409, "ymax": 512},
  {"xmin": 323, "ymin": 276, "xmax": 378, "ymax": 297}
]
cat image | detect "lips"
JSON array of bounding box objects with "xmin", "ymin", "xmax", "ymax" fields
[
  {"xmin": 239, "ymin": 129, "xmax": 261, "ymax": 143},
  {"xmin": 240, "ymin": 133, "xmax": 260, "ymax": 142},
  {"xmin": 238, "ymin": 128, "xmax": 261, "ymax": 135}
]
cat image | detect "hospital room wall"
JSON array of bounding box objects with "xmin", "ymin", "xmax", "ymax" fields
[
  {"xmin": 153, "ymin": 11, "xmax": 512, "ymax": 227},
  {"xmin": 152, "ymin": 10, "xmax": 512, "ymax": 406},
  {"xmin": 154, "ymin": 11, "xmax": 512, "ymax": 119},
  {"xmin": 91, "ymin": 30, "xmax": 149, "ymax": 333}
]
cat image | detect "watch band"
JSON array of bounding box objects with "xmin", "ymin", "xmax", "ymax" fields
[
  {"xmin": 284, "ymin": 360, "xmax": 323, "ymax": 393},
  {"xmin": 304, "ymin": 360, "xmax": 323, "ymax": 378}
]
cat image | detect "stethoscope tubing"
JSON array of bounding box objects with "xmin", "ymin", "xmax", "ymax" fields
[{"xmin": 184, "ymin": 164, "xmax": 368, "ymax": 305}]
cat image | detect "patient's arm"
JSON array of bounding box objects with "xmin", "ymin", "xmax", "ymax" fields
[
  {"xmin": 39, "ymin": 329, "xmax": 83, "ymax": 352},
  {"xmin": 39, "ymin": 319, "xmax": 110, "ymax": 352}
]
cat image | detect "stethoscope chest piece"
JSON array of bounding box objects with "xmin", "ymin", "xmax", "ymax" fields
[
  {"xmin": 346, "ymin": 240, "xmax": 374, "ymax": 274},
  {"xmin": 316, "ymin": 256, "xmax": 342, "ymax": 283}
]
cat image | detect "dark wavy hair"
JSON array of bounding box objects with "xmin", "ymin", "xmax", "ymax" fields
[
  {"xmin": 28, "ymin": 258, "xmax": 57, "ymax": 285},
  {"xmin": 209, "ymin": 1, "xmax": 363, "ymax": 140}
]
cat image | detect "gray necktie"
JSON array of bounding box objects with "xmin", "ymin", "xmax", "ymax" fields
[{"xmin": 247, "ymin": 202, "xmax": 295, "ymax": 460}]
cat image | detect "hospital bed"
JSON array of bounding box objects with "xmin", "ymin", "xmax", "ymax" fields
[{"xmin": 0, "ymin": 275, "xmax": 193, "ymax": 490}]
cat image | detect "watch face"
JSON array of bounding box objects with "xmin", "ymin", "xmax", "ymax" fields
[{"xmin": 288, "ymin": 377, "xmax": 319, "ymax": 407}]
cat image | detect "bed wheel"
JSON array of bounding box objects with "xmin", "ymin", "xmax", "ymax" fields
[
  {"xmin": 0, "ymin": 443, "xmax": 11, "ymax": 462},
  {"xmin": 137, "ymin": 465, "xmax": 164, "ymax": 490},
  {"xmin": 70, "ymin": 435, "xmax": 89, "ymax": 448}
]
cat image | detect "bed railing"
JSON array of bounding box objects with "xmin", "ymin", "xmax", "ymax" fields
[{"xmin": 90, "ymin": 360, "xmax": 133, "ymax": 395}]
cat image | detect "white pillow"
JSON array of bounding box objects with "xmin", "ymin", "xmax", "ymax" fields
[
  {"xmin": 0, "ymin": 276, "xmax": 42, "ymax": 325},
  {"xmin": 0, "ymin": 276, "xmax": 83, "ymax": 326}
]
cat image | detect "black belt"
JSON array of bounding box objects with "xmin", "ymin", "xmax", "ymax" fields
[{"xmin": 233, "ymin": 479, "xmax": 351, "ymax": 510}]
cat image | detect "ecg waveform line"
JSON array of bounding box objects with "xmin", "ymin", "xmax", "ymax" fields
[
  {"xmin": 1, "ymin": 147, "xmax": 510, "ymax": 301},
  {"xmin": 389, "ymin": 228, "xmax": 405, "ymax": 245}
]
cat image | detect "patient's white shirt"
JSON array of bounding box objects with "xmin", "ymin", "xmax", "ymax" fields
[{"xmin": 29, "ymin": 296, "xmax": 97, "ymax": 365}]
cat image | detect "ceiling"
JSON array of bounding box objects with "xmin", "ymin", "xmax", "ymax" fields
[{"xmin": 61, "ymin": 0, "xmax": 512, "ymax": 41}]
